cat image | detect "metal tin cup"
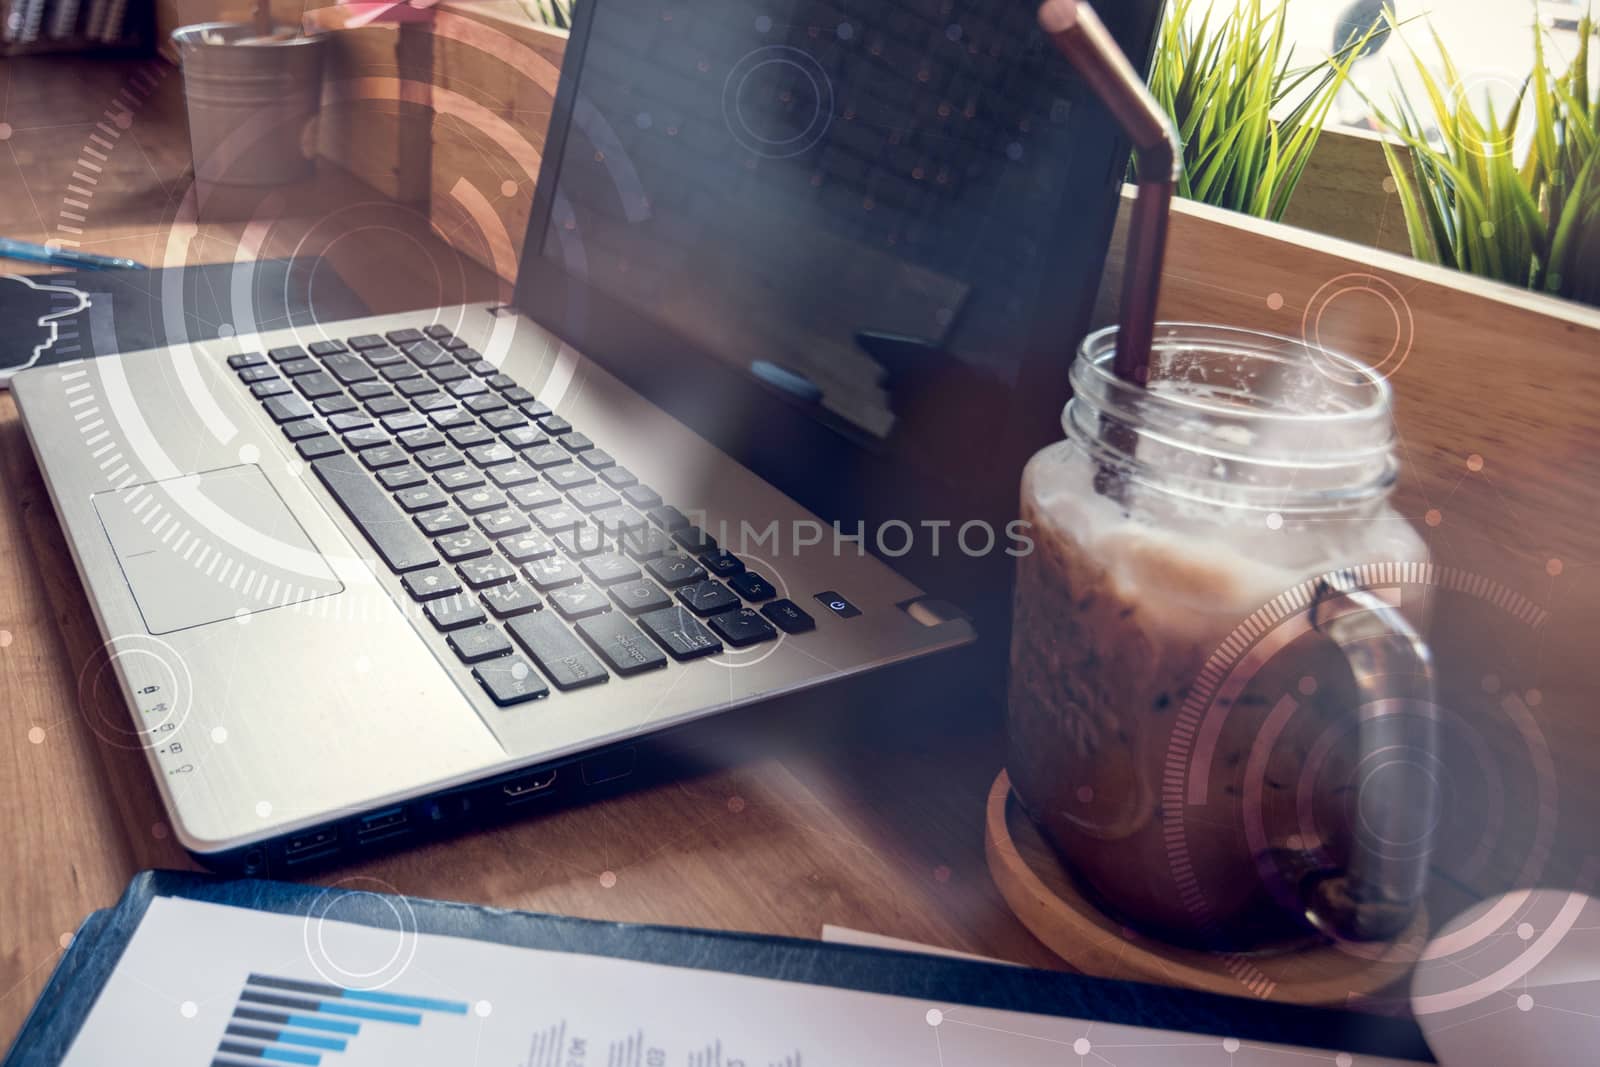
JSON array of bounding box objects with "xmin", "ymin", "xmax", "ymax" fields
[{"xmin": 171, "ymin": 23, "xmax": 327, "ymax": 187}]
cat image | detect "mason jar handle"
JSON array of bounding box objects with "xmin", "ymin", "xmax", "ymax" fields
[{"xmin": 1300, "ymin": 574, "xmax": 1438, "ymax": 943}]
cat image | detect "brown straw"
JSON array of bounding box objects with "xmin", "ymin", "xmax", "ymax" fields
[{"xmin": 1038, "ymin": 0, "xmax": 1180, "ymax": 385}]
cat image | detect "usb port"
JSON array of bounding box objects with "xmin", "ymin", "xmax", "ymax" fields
[
  {"xmin": 500, "ymin": 768, "xmax": 558, "ymax": 804},
  {"xmin": 355, "ymin": 807, "xmax": 410, "ymax": 844},
  {"xmin": 284, "ymin": 827, "xmax": 340, "ymax": 865}
]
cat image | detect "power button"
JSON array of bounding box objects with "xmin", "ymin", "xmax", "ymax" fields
[{"xmin": 814, "ymin": 591, "xmax": 861, "ymax": 619}]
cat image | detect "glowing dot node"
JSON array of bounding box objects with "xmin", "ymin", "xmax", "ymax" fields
[
  {"xmin": 1517, "ymin": 993, "xmax": 1533, "ymax": 1011},
  {"xmin": 1424, "ymin": 508, "xmax": 1442, "ymax": 527},
  {"xmin": 1381, "ymin": 176, "xmax": 1397, "ymax": 194},
  {"xmin": 925, "ymin": 1008, "xmax": 944, "ymax": 1027},
  {"xmin": 1517, "ymin": 921, "xmax": 1535, "ymax": 940},
  {"xmin": 727, "ymin": 795, "xmax": 746, "ymax": 813},
  {"xmin": 1466, "ymin": 453, "xmax": 1484, "ymax": 472},
  {"xmin": 27, "ymin": 726, "xmax": 45, "ymax": 745},
  {"xmin": 218, "ymin": 323, "xmax": 234, "ymax": 338},
  {"xmin": 0, "ymin": 629, "xmax": 13, "ymax": 647},
  {"xmin": 475, "ymin": 1000, "xmax": 492, "ymax": 1017},
  {"xmin": 1337, "ymin": 1055, "xmax": 1354, "ymax": 1067},
  {"xmin": 500, "ymin": 179, "xmax": 518, "ymax": 198},
  {"xmin": 599, "ymin": 870, "xmax": 617, "ymax": 888},
  {"xmin": 59, "ymin": 931, "xmax": 73, "ymax": 949},
  {"xmin": 152, "ymin": 822, "xmax": 169, "ymax": 839},
  {"xmin": 511, "ymin": 661, "xmax": 529, "ymax": 681},
  {"xmin": 1075, "ymin": 785, "xmax": 1094, "ymax": 804},
  {"xmin": 836, "ymin": 21, "xmax": 853, "ymax": 39},
  {"xmin": 0, "ymin": 122, "xmax": 13, "ymax": 140},
  {"xmin": 1546, "ymin": 558, "xmax": 1564, "ymax": 577},
  {"xmin": 180, "ymin": 1001, "xmax": 198, "ymax": 1019},
  {"xmin": 1298, "ymin": 675, "xmax": 1318, "ymax": 696},
  {"xmin": 235, "ymin": 609, "xmax": 251, "ymax": 625},
  {"xmin": 1265, "ymin": 512, "xmax": 1283, "ymax": 530},
  {"xmin": 1223, "ymin": 1037, "xmax": 1240, "ymax": 1053},
  {"xmin": 255, "ymin": 800, "xmax": 273, "ymax": 818},
  {"xmin": 1266, "ymin": 292, "xmax": 1284, "ymax": 310},
  {"xmin": 1526, "ymin": 688, "xmax": 1543, "ymax": 707},
  {"xmin": 238, "ymin": 444, "xmax": 260, "ymax": 464},
  {"xmin": 1074, "ymin": 1038, "xmax": 1091, "ymax": 1056},
  {"xmin": 211, "ymin": 726, "xmax": 228, "ymax": 744}
]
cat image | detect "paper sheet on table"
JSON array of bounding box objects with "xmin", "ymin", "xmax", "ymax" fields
[{"xmin": 62, "ymin": 896, "xmax": 1419, "ymax": 1066}]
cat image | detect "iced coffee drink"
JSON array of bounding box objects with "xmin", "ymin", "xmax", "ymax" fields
[{"xmin": 1007, "ymin": 325, "xmax": 1432, "ymax": 951}]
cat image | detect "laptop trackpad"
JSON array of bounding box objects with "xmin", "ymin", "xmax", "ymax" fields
[{"xmin": 94, "ymin": 465, "xmax": 343, "ymax": 635}]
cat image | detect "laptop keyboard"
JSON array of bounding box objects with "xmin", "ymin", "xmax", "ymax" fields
[{"xmin": 224, "ymin": 326, "xmax": 821, "ymax": 706}]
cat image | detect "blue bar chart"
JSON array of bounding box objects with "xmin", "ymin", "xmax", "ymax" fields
[{"xmin": 210, "ymin": 973, "xmax": 469, "ymax": 1066}]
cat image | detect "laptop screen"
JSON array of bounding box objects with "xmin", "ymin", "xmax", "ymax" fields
[{"xmin": 518, "ymin": 0, "xmax": 1161, "ymax": 533}]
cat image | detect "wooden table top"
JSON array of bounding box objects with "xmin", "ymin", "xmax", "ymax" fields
[{"xmin": 0, "ymin": 55, "xmax": 1067, "ymax": 1047}]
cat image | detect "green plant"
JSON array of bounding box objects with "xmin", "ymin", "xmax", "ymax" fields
[
  {"xmin": 1376, "ymin": 12, "xmax": 1600, "ymax": 306},
  {"xmin": 1147, "ymin": 0, "xmax": 1376, "ymax": 220},
  {"xmin": 519, "ymin": 0, "xmax": 574, "ymax": 31}
]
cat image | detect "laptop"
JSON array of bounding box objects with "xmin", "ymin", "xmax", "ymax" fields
[{"xmin": 12, "ymin": 0, "xmax": 1162, "ymax": 871}]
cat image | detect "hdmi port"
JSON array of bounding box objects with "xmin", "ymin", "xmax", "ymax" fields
[{"xmin": 501, "ymin": 768, "xmax": 558, "ymax": 804}]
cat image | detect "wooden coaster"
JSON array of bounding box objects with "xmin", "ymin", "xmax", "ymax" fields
[{"xmin": 985, "ymin": 770, "xmax": 1428, "ymax": 1005}]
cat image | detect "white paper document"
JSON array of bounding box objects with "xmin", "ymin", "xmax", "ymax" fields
[{"xmin": 61, "ymin": 896, "xmax": 1420, "ymax": 1066}]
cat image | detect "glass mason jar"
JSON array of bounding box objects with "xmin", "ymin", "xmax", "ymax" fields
[{"xmin": 1007, "ymin": 323, "xmax": 1437, "ymax": 952}]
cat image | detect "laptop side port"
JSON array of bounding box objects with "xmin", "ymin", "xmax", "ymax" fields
[
  {"xmin": 354, "ymin": 806, "xmax": 410, "ymax": 845},
  {"xmin": 283, "ymin": 826, "xmax": 341, "ymax": 866},
  {"xmin": 500, "ymin": 767, "xmax": 558, "ymax": 805}
]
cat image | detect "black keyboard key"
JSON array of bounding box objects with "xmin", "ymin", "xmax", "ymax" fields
[
  {"xmin": 408, "ymin": 348, "xmax": 453, "ymax": 372},
  {"xmin": 448, "ymin": 623, "xmax": 513, "ymax": 663},
  {"xmin": 815, "ymin": 591, "xmax": 861, "ymax": 618},
  {"xmin": 237, "ymin": 365, "xmax": 278, "ymax": 384},
  {"xmin": 324, "ymin": 352, "xmax": 377, "ymax": 384},
  {"xmin": 487, "ymin": 462, "xmax": 539, "ymax": 488},
  {"xmin": 314, "ymin": 395, "xmax": 358, "ymax": 416},
  {"xmin": 464, "ymin": 394, "xmax": 506, "ymax": 415},
  {"xmin": 453, "ymin": 344, "xmax": 484, "ymax": 363},
  {"xmin": 646, "ymin": 554, "xmax": 705, "ymax": 587},
  {"xmin": 311, "ymin": 454, "xmax": 436, "ymax": 572},
  {"xmin": 509, "ymin": 482, "xmax": 562, "ymax": 510},
  {"xmin": 577, "ymin": 450, "xmax": 613, "ymax": 473},
  {"xmin": 381, "ymin": 412, "xmax": 427, "ymax": 434},
  {"xmin": 549, "ymin": 582, "xmax": 611, "ymax": 620},
  {"xmin": 486, "ymin": 373, "xmax": 518, "ymax": 391},
  {"xmin": 622, "ymin": 484, "xmax": 662, "ymax": 509},
  {"xmin": 282, "ymin": 418, "xmax": 327, "ymax": 441},
  {"xmin": 594, "ymin": 507, "xmax": 647, "ymax": 537},
  {"xmin": 447, "ymin": 378, "xmax": 489, "ymax": 399},
  {"xmin": 423, "ymin": 324, "xmax": 453, "ymax": 340},
  {"xmin": 437, "ymin": 467, "xmax": 486, "ymax": 491},
  {"xmin": 621, "ymin": 527, "xmax": 674, "ymax": 560},
  {"xmin": 701, "ymin": 550, "xmax": 744, "ymax": 578},
  {"xmin": 386, "ymin": 327, "xmax": 425, "ymax": 346},
  {"xmin": 437, "ymin": 529, "xmax": 493, "ymax": 562},
  {"xmin": 364, "ymin": 349, "xmax": 406, "ymax": 369},
  {"xmin": 228, "ymin": 352, "xmax": 267, "ymax": 369},
  {"xmin": 524, "ymin": 555, "xmax": 583, "ymax": 591},
  {"xmin": 638, "ymin": 605, "xmax": 723, "ymax": 661},
  {"xmin": 474, "ymin": 654, "xmax": 549, "ymax": 705},
  {"xmin": 558, "ymin": 432, "xmax": 594, "ymax": 453},
  {"xmin": 523, "ymin": 444, "xmax": 568, "ymax": 469},
  {"xmin": 708, "ymin": 608, "xmax": 778, "ymax": 648},
  {"xmin": 348, "ymin": 333, "xmax": 388, "ymax": 350},
  {"xmin": 329, "ymin": 412, "xmax": 374, "ymax": 432},
  {"xmin": 429, "ymin": 407, "xmax": 474, "ymax": 429},
  {"xmin": 350, "ymin": 381, "xmax": 392, "ymax": 401},
  {"xmin": 478, "ymin": 508, "xmax": 532, "ymax": 539},
  {"xmin": 480, "ymin": 581, "xmax": 540, "ymax": 618},
  {"xmin": 344, "ymin": 427, "xmax": 390, "ymax": 450},
  {"xmin": 456, "ymin": 486, "xmax": 508, "ymax": 514},
  {"xmin": 417, "ymin": 446, "xmax": 464, "ymax": 471},
  {"xmin": 538, "ymin": 414, "xmax": 572, "ymax": 435},
  {"xmin": 378, "ymin": 465, "xmax": 426, "ymax": 490},
  {"xmin": 294, "ymin": 372, "xmax": 341, "ymax": 400},
  {"xmin": 649, "ymin": 505, "xmax": 689, "ymax": 531},
  {"xmin": 482, "ymin": 409, "xmax": 527, "ymax": 431},
  {"xmin": 555, "ymin": 526, "xmax": 607, "ymax": 558},
  {"xmin": 728, "ymin": 571, "xmax": 777, "ymax": 602},
  {"xmin": 367, "ymin": 396, "xmax": 410, "ymax": 417},
  {"xmin": 609, "ymin": 578, "xmax": 672, "ymax": 615},
  {"xmin": 677, "ymin": 579, "xmax": 740, "ymax": 617},
  {"xmin": 458, "ymin": 555, "xmax": 517, "ymax": 589},
  {"xmin": 380, "ymin": 362, "xmax": 422, "ymax": 383},
  {"xmin": 426, "ymin": 594, "xmax": 488, "ymax": 631},
  {"xmin": 360, "ymin": 445, "xmax": 408, "ymax": 470},
  {"xmin": 402, "ymin": 566, "xmax": 461, "ymax": 601},
  {"xmin": 582, "ymin": 552, "xmax": 641, "ymax": 586},
  {"xmin": 396, "ymin": 484, "xmax": 449, "ymax": 513},
  {"xmin": 761, "ymin": 599, "xmax": 816, "ymax": 633},
  {"xmin": 507, "ymin": 612, "xmax": 609, "ymax": 690},
  {"xmin": 413, "ymin": 392, "xmax": 458, "ymax": 413},
  {"xmin": 467, "ymin": 359, "xmax": 498, "ymax": 377},
  {"xmin": 502, "ymin": 386, "xmax": 537, "ymax": 405},
  {"xmin": 545, "ymin": 464, "xmax": 595, "ymax": 491},
  {"xmin": 267, "ymin": 344, "xmax": 308, "ymax": 362},
  {"xmin": 442, "ymin": 336, "xmax": 470, "ymax": 351},
  {"xmin": 396, "ymin": 378, "xmax": 439, "ymax": 398},
  {"xmin": 308, "ymin": 340, "xmax": 347, "ymax": 356},
  {"xmin": 416, "ymin": 507, "xmax": 468, "ymax": 536},
  {"xmin": 501, "ymin": 530, "xmax": 557, "ymax": 564},
  {"xmin": 296, "ymin": 436, "xmax": 343, "ymax": 460},
  {"xmin": 447, "ymin": 424, "xmax": 495, "ymax": 448},
  {"xmin": 520, "ymin": 399, "xmax": 553, "ymax": 418},
  {"xmin": 264, "ymin": 394, "xmax": 314, "ymax": 423},
  {"xmin": 569, "ymin": 484, "xmax": 619, "ymax": 512},
  {"xmin": 533, "ymin": 504, "xmax": 583, "ymax": 533},
  {"xmin": 576, "ymin": 612, "xmax": 668, "ymax": 676},
  {"xmin": 280, "ymin": 358, "xmax": 320, "ymax": 377},
  {"xmin": 429, "ymin": 362, "xmax": 470, "ymax": 384},
  {"xmin": 398, "ymin": 427, "xmax": 445, "ymax": 452},
  {"xmin": 674, "ymin": 525, "xmax": 718, "ymax": 554},
  {"xmin": 252, "ymin": 378, "xmax": 292, "ymax": 399},
  {"xmin": 467, "ymin": 442, "xmax": 516, "ymax": 467}
]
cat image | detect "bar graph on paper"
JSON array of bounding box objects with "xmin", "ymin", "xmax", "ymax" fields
[{"xmin": 525, "ymin": 1020, "xmax": 803, "ymax": 1067}]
